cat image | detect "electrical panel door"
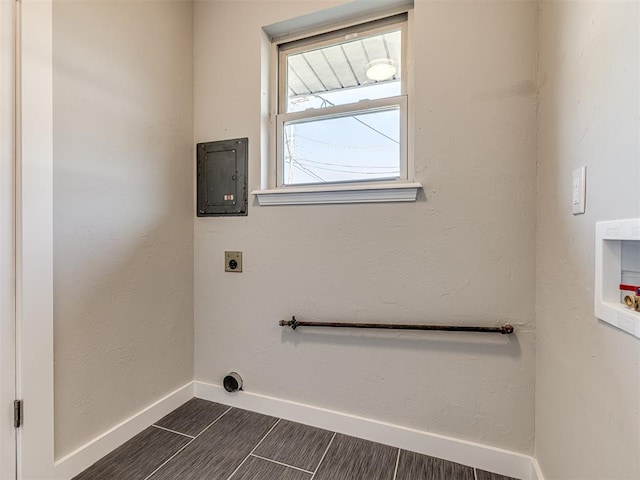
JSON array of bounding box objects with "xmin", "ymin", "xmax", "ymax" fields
[{"xmin": 197, "ymin": 138, "xmax": 248, "ymax": 216}]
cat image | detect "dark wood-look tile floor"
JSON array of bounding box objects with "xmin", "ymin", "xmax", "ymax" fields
[
  {"xmin": 476, "ymin": 469, "xmax": 519, "ymax": 480},
  {"xmin": 313, "ymin": 433, "xmax": 397, "ymax": 480},
  {"xmin": 72, "ymin": 427, "xmax": 190, "ymax": 480},
  {"xmin": 73, "ymin": 398, "xmax": 522, "ymax": 480},
  {"xmin": 155, "ymin": 397, "xmax": 230, "ymax": 437},
  {"xmin": 252, "ymin": 419, "xmax": 333, "ymax": 472},
  {"xmin": 395, "ymin": 450, "xmax": 474, "ymax": 480}
]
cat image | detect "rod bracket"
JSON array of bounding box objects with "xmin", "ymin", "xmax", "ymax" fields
[
  {"xmin": 501, "ymin": 324, "xmax": 514, "ymax": 334},
  {"xmin": 279, "ymin": 316, "xmax": 299, "ymax": 330}
]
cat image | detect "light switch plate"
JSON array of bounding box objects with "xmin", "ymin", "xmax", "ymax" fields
[
  {"xmin": 572, "ymin": 166, "xmax": 586, "ymax": 215},
  {"xmin": 225, "ymin": 251, "xmax": 242, "ymax": 272}
]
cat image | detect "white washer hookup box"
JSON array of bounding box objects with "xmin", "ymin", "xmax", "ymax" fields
[{"xmin": 595, "ymin": 218, "xmax": 640, "ymax": 339}]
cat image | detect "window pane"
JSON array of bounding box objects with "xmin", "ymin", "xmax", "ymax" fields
[
  {"xmin": 282, "ymin": 107, "xmax": 400, "ymax": 186},
  {"xmin": 286, "ymin": 30, "xmax": 402, "ymax": 113}
]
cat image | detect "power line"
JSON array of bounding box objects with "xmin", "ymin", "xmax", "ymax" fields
[
  {"xmin": 311, "ymin": 93, "xmax": 399, "ymax": 145},
  {"xmin": 291, "ymin": 159, "xmax": 325, "ymax": 182},
  {"xmin": 295, "ymin": 156, "xmax": 398, "ymax": 169},
  {"xmin": 294, "ymin": 159, "xmax": 399, "ymax": 176},
  {"xmin": 294, "ymin": 134, "xmax": 394, "ymax": 151}
]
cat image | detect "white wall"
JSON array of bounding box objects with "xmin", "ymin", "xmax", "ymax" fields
[
  {"xmin": 53, "ymin": 0, "xmax": 194, "ymax": 459},
  {"xmin": 194, "ymin": 0, "xmax": 538, "ymax": 453},
  {"xmin": 536, "ymin": 2, "xmax": 640, "ymax": 479}
]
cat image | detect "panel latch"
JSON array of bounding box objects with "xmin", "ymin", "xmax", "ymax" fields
[{"xmin": 14, "ymin": 399, "xmax": 22, "ymax": 428}]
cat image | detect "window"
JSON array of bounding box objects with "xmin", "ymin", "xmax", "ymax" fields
[{"xmin": 255, "ymin": 11, "xmax": 419, "ymax": 205}]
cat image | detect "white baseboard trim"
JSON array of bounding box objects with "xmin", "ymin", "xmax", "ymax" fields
[
  {"xmin": 195, "ymin": 381, "xmax": 543, "ymax": 480},
  {"xmin": 531, "ymin": 458, "xmax": 546, "ymax": 480},
  {"xmin": 50, "ymin": 380, "xmax": 545, "ymax": 480},
  {"xmin": 54, "ymin": 382, "xmax": 195, "ymax": 480}
]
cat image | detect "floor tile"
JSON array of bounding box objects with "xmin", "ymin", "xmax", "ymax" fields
[
  {"xmin": 312, "ymin": 434, "xmax": 397, "ymax": 480},
  {"xmin": 154, "ymin": 397, "xmax": 229, "ymax": 436},
  {"xmin": 395, "ymin": 450, "xmax": 475, "ymax": 480},
  {"xmin": 476, "ymin": 469, "xmax": 520, "ymax": 480},
  {"xmin": 72, "ymin": 427, "xmax": 190, "ymax": 480},
  {"xmin": 253, "ymin": 419, "xmax": 333, "ymax": 471},
  {"xmin": 230, "ymin": 456, "xmax": 311, "ymax": 480},
  {"xmin": 149, "ymin": 407, "xmax": 278, "ymax": 480}
]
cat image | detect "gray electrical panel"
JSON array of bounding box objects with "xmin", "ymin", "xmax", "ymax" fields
[{"xmin": 197, "ymin": 138, "xmax": 248, "ymax": 216}]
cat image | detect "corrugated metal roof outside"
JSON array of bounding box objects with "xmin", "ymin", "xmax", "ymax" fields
[{"xmin": 287, "ymin": 30, "xmax": 401, "ymax": 98}]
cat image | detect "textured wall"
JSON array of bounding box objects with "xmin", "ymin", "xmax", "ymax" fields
[
  {"xmin": 194, "ymin": 0, "xmax": 538, "ymax": 453},
  {"xmin": 53, "ymin": 0, "xmax": 194, "ymax": 459},
  {"xmin": 536, "ymin": 2, "xmax": 640, "ymax": 478}
]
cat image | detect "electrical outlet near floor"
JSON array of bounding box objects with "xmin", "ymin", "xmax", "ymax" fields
[{"xmin": 225, "ymin": 251, "xmax": 242, "ymax": 272}]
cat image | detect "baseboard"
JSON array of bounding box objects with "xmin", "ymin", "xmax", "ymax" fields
[
  {"xmin": 54, "ymin": 382, "xmax": 195, "ymax": 480},
  {"xmin": 50, "ymin": 380, "xmax": 545, "ymax": 480},
  {"xmin": 530, "ymin": 458, "xmax": 546, "ymax": 480},
  {"xmin": 195, "ymin": 381, "xmax": 542, "ymax": 480}
]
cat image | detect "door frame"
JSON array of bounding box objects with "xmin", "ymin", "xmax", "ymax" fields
[
  {"xmin": 0, "ymin": 0, "xmax": 17, "ymax": 477},
  {"xmin": 15, "ymin": 0, "xmax": 55, "ymax": 478}
]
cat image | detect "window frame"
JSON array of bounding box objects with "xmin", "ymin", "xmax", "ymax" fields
[
  {"xmin": 277, "ymin": 15, "xmax": 408, "ymax": 112},
  {"xmin": 276, "ymin": 96, "xmax": 408, "ymax": 188},
  {"xmin": 275, "ymin": 14, "xmax": 410, "ymax": 189},
  {"xmin": 254, "ymin": 8, "xmax": 420, "ymax": 206}
]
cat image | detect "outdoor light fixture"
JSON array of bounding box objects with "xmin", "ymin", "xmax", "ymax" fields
[{"xmin": 365, "ymin": 59, "xmax": 396, "ymax": 81}]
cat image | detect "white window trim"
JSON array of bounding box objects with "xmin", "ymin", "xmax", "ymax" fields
[
  {"xmin": 254, "ymin": 8, "xmax": 420, "ymax": 206},
  {"xmin": 277, "ymin": 14, "xmax": 408, "ymax": 114},
  {"xmin": 276, "ymin": 96, "xmax": 408, "ymax": 188},
  {"xmin": 253, "ymin": 182, "xmax": 421, "ymax": 206}
]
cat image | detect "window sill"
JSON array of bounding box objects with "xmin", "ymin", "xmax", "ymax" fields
[{"xmin": 252, "ymin": 182, "xmax": 422, "ymax": 206}]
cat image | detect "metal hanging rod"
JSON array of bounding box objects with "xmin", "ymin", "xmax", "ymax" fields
[{"xmin": 279, "ymin": 316, "xmax": 514, "ymax": 335}]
